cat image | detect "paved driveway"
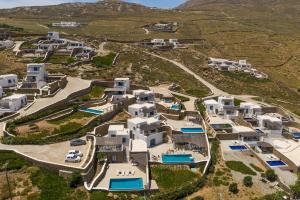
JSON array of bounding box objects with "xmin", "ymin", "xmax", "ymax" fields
[
  {"xmin": 19, "ymin": 77, "xmax": 91, "ymax": 116},
  {"xmin": 0, "ymin": 138, "xmax": 91, "ymax": 168}
]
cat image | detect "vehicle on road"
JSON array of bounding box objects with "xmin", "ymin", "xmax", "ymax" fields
[
  {"xmin": 65, "ymin": 154, "xmax": 81, "ymax": 163},
  {"xmin": 68, "ymin": 150, "xmax": 83, "ymax": 157},
  {"xmin": 70, "ymin": 139, "xmax": 86, "ymax": 146}
]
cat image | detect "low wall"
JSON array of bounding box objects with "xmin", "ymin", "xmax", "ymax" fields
[{"xmin": 216, "ymin": 133, "xmax": 238, "ymax": 140}]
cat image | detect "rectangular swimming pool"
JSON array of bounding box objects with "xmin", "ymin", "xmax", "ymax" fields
[
  {"xmin": 170, "ymin": 104, "xmax": 181, "ymax": 110},
  {"xmin": 180, "ymin": 127, "xmax": 205, "ymax": 133},
  {"xmin": 79, "ymin": 108, "xmax": 103, "ymax": 115},
  {"xmin": 162, "ymin": 154, "xmax": 194, "ymax": 164},
  {"xmin": 266, "ymin": 160, "xmax": 287, "ymax": 167},
  {"xmin": 109, "ymin": 178, "xmax": 144, "ymax": 191},
  {"xmin": 229, "ymin": 145, "xmax": 247, "ymax": 151}
]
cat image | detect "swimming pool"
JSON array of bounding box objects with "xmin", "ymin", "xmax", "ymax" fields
[
  {"xmin": 180, "ymin": 127, "xmax": 205, "ymax": 133},
  {"xmin": 229, "ymin": 145, "xmax": 247, "ymax": 151},
  {"xmin": 266, "ymin": 160, "xmax": 287, "ymax": 167},
  {"xmin": 170, "ymin": 104, "xmax": 181, "ymax": 110},
  {"xmin": 80, "ymin": 108, "xmax": 103, "ymax": 115},
  {"xmin": 109, "ymin": 178, "xmax": 144, "ymax": 191},
  {"xmin": 162, "ymin": 154, "xmax": 194, "ymax": 164}
]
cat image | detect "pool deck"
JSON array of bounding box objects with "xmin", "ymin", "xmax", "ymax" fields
[
  {"xmin": 165, "ymin": 118, "xmax": 203, "ymax": 131},
  {"xmin": 90, "ymin": 103, "xmax": 114, "ymax": 113},
  {"xmin": 93, "ymin": 163, "xmax": 147, "ymax": 190},
  {"xmin": 148, "ymin": 143, "xmax": 207, "ymax": 163}
]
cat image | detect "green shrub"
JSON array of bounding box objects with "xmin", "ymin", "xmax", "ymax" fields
[
  {"xmin": 229, "ymin": 183, "xmax": 238, "ymax": 194},
  {"xmin": 225, "ymin": 161, "xmax": 256, "ymax": 175},
  {"xmin": 69, "ymin": 171, "xmax": 83, "ymax": 188},
  {"xmin": 90, "ymin": 192, "xmax": 109, "ymax": 200},
  {"xmin": 265, "ymin": 169, "xmax": 277, "ymax": 182},
  {"xmin": 243, "ymin": 176, "xmax": 253, "ymax": 187},
  {"xmin": 0, "ymin": 152, "xmax": 31, "ymax": 171},
  {"xmin": 92, "ymin": 53, "xmax": 116, "ymax": 68}
]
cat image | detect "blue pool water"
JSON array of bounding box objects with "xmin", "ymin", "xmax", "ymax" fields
[
  {"xmin": 109, "ymin": 178, "xmax": 144, "ymax": 191},
  {"xmin": 170, "ymin": 104, "xmax": 181, "ymax": 110},
  {"xmin": 229, "ymin": 145, "xmax": 247, "ymax": 151},
  {"xmin": 266, "ymin": 160, "xmax": 287, "ymax": 167},
  {"xmin": 162, "ymin": 154, "xmax": 194, "ymax": 164},
  {"xmin": 180, "ymin": 127, "xmax": 205, "ymax": 133},
  {"xmin": 80, "ymin": 108, "xmax": 103, "ymax": 115}
]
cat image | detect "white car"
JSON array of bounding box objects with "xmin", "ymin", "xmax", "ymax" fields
[
  {"xmin": 65, "ymin": 154, "xmax": 81, "ymax": 163},
  {"xmin": 68, "ymin": 150, "xmax": 83, "ymax": 157}
]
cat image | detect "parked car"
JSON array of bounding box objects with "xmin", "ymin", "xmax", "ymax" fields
[
  {"xmin": 65, "ymin": 154, "xmax": 81, "ymax": 163},
  {"xmin": 70, "ymin": 139, "xmax": 86, "ymax": 146},
  {"xmin": 68, "ymin": 150, "xmax": 83, "ymax": 157}
]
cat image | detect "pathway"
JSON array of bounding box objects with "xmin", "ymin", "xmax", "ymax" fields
[
  {"xmin": 37, "ymin": 23, "xmax": 49, "ymax": 29},
  {"xmin": 13, "ymin": 41, "xmax": 24, "ymax": 53},
  {"xmin": 145, "ymin": 51, "xmax": 228, "ymax": 97},
  {"xmin": 19, "ymin": 77, "xmax": 91, "ymax": 116},
  {"xmin": 143, "ymin": 28, "xmax": 149, "ymax": 35},
  {"xmin": 98, "ymin": 42, "xmax": 110, "ymax": 56}
]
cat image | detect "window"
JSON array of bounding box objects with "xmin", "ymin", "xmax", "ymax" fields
[
  {"xmin": 135, "ymin": 111, "xmax": 138, "ymax": 116},
  {"xmin": 8, "ymin": 79, "xmax": 11, "ymax": 84},
  {"xmin": 122, "ymin": 138, "xmax": 126, "ymax": 143},
  {"xmin": 112, "ymin": 155, "xmax": 117, "ymax": 161},
  {"xmin": 210, "ymin": 106, "xmax": 213, "ymax": 110},
  {"xmin": 33, "ymin": 67, "xmax": 39, "ymax": 71}
]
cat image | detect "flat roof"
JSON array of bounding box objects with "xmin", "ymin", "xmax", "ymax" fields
[
  {"xmin": 232, "ymin": 126, "xmax": 255, "ymax": 133},
  {"xmin": 131, "ymin": 139, "xmax": 147, "ymax": 152},
  {"xmin": 240, "ymin": 102, "xmax": 261, "ymax": 109},
  {"xmin": 129, "ymin": 103, "xmax": 155, "ymax": 109},
  {"xmin": 257, "ymin": 115, "xmax": 281, "ymax": 123},
  {"xmin": 108, "ymin": 125, "xmax": 125, "ymax": 132},
  {"xmin": 204, "ymin": 99, "xmax": 218, "ymax": 105},
  {"xmin": 271, "ymin": 138, "xmax": 300, "ymax": 166},
  {"xmin": 208, "ymin": 115, "xmax": 235, "ymax": 125},
  {"xmin": 2, "ymin": 94, "xmax": 26, "ymax": 100},
  {"xmin": 115, "ymin": 78, "xmax": 129, "ymax": 81}
]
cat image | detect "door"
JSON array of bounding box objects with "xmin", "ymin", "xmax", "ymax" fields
[{"xmin": 150, "ymin": 139, "xmax": 156, "ymax": 147}]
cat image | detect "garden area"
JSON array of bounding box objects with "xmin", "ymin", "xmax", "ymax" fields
[
  {"xmin": 2, "ymin": 105, "xmax": 103, "ymax": 145},
  {"xmin": 92, "ymin": 53, "xmax": 117, "ymax": 68},
  {"xmin": 80, "ymin": 86, "xmax": 105, "ymax": 101},
  {"xmin": 47, "ymin": 54, "xmax": 76, "ymax": 65}
]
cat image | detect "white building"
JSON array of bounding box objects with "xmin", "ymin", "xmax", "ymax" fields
[
  {"xmin": 107, "ymin": 124, "xmax": 130, "ymax": 145},
  {"xmin": 128, "ymin": 117, "xmax": 164, "ymax": 147},
  {"xmin": 240, "ymin": 102, "xmax": 262, "ymax": 119},
  {"xmin": 128, "ymin": 103, "xmax": 157, "ymax": 118},
  {"xmin": 0, "ymin": 74, "xmax": 18, "ymax": 88},
  {"xmin": 67, "ymin": 40, "xmax": 84, "ymax": 50},
  {"xmin": 257, "ymin": 114, "xmax": 283, "ymax": 134},
  {"xmin": 151, "ymin": 39, "xmax": 166, "ymax": 47},
  {"xmin": 36, "ymin": 43, "xmax": 55, "ymax": 53},
  {"xmin": 0, "ymin": 40, "xmax": 14, "ymax": 49},
  {"xmin": 132, "ymin": 89, "xmax": 154, "ymax": 103},
  {"xmin": 203, "ymin": 99, "xmax": 219, "ymax": 114},
  {"xmin": 0, "ymin": 94, "xmax": 27, "ymax": 115},
  {"xmin": 47, "ymin": 32, "xmax": 60, "ymax": 41},
  {"xmin": 52, "ymin": 21, "xmax": 80, "ymax": 28},
  {"xmin": 23, "ymin": 63, "xmax": 48, "ymax": 89},
  {"xmin": 217, "ymin": 96, "xmax": 238, "ymax": 117},
  {"xmin": 114, "ymin": 78, "xmax": 130, "ymax": 92}
]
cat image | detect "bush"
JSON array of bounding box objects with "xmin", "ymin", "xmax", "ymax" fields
[
  {"xmin": 92, "ymin": 53, "xmax": 116, "ymax": 68},
  {"xmin": 69, "ymin": 171, "xmax": 83, "ymax": 188},
  {"xmin": 265, "ymin": 169, "xmax": 277, "ymax": 182},
  {"xmin": 229, "ymin": 183, "xmax": 238, "ymax": 194},
  {"xmin": 225, "ymin": 161, "xmax": 256, "ymax": 175},
  {"xmin": 243, "ymin": 176, "xmax": 253, "ymax": 187}
]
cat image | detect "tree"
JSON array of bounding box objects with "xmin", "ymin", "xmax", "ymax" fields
[
  {"xmin": 243, "ymin": 176, "xmax": 253, "ymax": 187},
  {"xmin": 229, "ymin": 183, "xmax": 238, "ymax": 194},
  {"xmin": 291, "ymin": 181, "xmax": 300, "ymax": 199},
  {"xmin": 69, "ymin": 171, "xmax": 83, "ymax": 188},
  {"xmin": 265, "ymin": 169, "xmax": 277, "ymax": 182}
]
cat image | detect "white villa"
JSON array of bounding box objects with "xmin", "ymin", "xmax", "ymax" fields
[
  {"xmin": 47, "ymin": 32, "xmax": 60, "ymax": 41},
  {"xmin": 106, "ymin": 124, "xmax": 130, "ymax": 145},
  {"xmin": 127, "ymin": 117, "xmax": 164, "ymax": 148},
  {"xmin": 240, "ymin": 102, "xmax": 262, "ymax": 119},
  {"xmin": 203, "ymin": 99, "xmax": 219, "ymax": 114},
  {"xmin": 257, "ymin": 114, "xmax": 283, "ymax": 135},
  {"xmin": 22, "ymin": 63, "xmax": 48, "ymax": 89},
  {"xmin": 0, "ymin": 74, "xmax": 18, "ymax": 88},
  {"xmin": 0, "ymin": 94, "xmax": 27, "ymax": 115},
  {"xmin": 114, "ymin": 78, "xmax": 130, "ymax": 92},
  {"xmin": 208, "ymin": 57, "xmax": 268, "ymax": 79},
  {"xmin": 151, "ymin": 39, "xmax": 166, "ymax": 47},
  {"xmin": 128, "ymin": 103, "xmax": 157, "ymax": 118},
  {"xmin": 132, "ymin": 89, "xmax": 154, "ymax": 103},
  {"xmin": 0, "ymin": 40, "xmax": 14, "ymax": 49}
]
